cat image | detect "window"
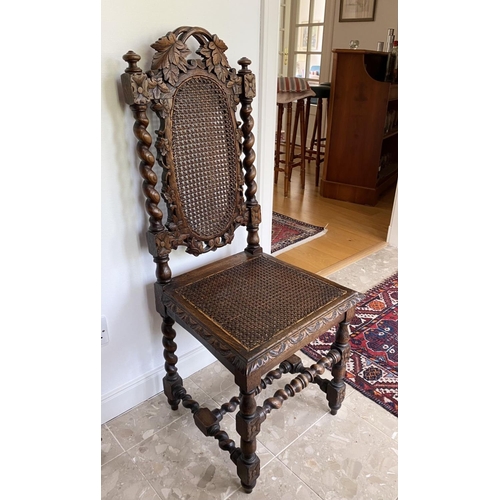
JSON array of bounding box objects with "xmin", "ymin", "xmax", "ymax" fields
[{"xmin": 291, "ymin": 0, "xmax": 326, "ymax": 83}]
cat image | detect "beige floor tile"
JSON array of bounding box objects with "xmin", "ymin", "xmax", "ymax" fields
[
  {"xmin": 106, "ymin": 378, "xmax": 210, "ymax": 451},
  {"xmin": 228, "ymin": 457, "xmax": 323, "ymax": 499},
  {"xmin": 102, "ymin": 424, "xmax": 125, "ymax": 466},
  {"xmin": 327, "ymin": 245, "xmax": 398, "ymax": 293},
  {"xmin": 343, "ymin": 389, "xmax": 398, "ymax": 442},
  {"xmin": 278, "ymin": 407, "xmax": 398, "ymax": 500},
  {"xmin": 128, "ymin": 410, "xmax": 274, "ymax": 500},
  {"xmin": 101, "ymin": 452, "xmax": 161, "ymax": 500},
  {"xmin": 188, "ymin": 360, "xmax": 238, "ymax": 398}
]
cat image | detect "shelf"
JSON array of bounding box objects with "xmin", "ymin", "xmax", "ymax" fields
[
  {"xmin": 377, "ymin": 162, "xmax": 397, "ymax": 184},
  {"xmin": 383, "ymin": 130, "xmax": 398, "ymax": 140}
]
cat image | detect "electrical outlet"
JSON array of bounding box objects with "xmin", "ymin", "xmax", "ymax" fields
[{"xmin": 101, "ymin": 316, "xmax": 109, "ymax": 345}]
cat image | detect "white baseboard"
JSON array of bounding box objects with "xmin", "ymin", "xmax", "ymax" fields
[{"xmin": 101, "ymin": 346, "xmax": 216, "ymax": 424}]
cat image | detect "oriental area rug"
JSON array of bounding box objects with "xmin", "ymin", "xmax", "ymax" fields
[
  {"xmin": 302, "ymin": 273, "xmax": 398, "ymax": 417},
  {"xmin": 271, "ymin": 212, "xmax": 327, "ymax": 255}
]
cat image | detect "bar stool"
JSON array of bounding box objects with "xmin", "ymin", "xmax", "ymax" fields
[
  {"xmin": 305, "ymin": 83, "xmax": 330, "ymax": 187},
  {"xmin": 275, "ymin": 77, "xmax": 314, "ymax": 197}
]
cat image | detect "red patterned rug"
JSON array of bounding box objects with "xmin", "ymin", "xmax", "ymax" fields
[
  {"xmin": 302, "ymin": 273, "xmax": 398, "ymax": 417},
  {"xmin": 271, "ymin": 212, "xmax": 326, "ymax": 255}
]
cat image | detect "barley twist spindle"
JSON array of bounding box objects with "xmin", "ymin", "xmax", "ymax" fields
[
  {"xmin": 214, "ymin": 396, "xmax": 241, "ymax": 417},
  {"xmin": 238, "ymin": 57, "xmax": 260, "ymax": 254},
  {"xmin": 212, "ymin": 429, "xmax": 237, "ymax": 456},
  {"xmin": 161, "ymin": 315, "xmax": 183, "ymax": 410},
  {"xmin": 123, "ymin": 52, "xmax": 164, "ymax": 233}
]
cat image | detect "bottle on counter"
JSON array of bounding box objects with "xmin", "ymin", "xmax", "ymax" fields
[
  {"xmin": 392, "ymin": 40, "xmax": 398, "ymax": 83},
  {"xmin": 386, "ymin": 28, "xmax": 395, "ymax": 52},
  {"xmin": 384, "ymin": 40, "xmax": 398, "ymax": 83}
]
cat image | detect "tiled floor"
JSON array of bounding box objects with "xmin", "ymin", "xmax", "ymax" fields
[{"xmin": 101, "ymin": 246, "xmax": 398, "ymax": 500}]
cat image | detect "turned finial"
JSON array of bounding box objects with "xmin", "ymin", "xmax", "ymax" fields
[
  {"xmin": 238, "ymin": 57, "xmax": 251, "ymax": 71},
  {"xmin": 123, "ymin": 51, "xmax": 142, "ymax": 73}
]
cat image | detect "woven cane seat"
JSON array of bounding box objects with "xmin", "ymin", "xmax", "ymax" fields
[
  {"xmin": 163, "ymin": 253, "xmax": 349, "ymax": 345},
  {"xmin": 176, "ymin": 255, "xmax": 345, "ymax": 350}
]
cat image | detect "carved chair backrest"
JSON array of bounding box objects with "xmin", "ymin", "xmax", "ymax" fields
[{"xmin": 122, "ymin": 27, "xmax": 261, "ymax": 282}]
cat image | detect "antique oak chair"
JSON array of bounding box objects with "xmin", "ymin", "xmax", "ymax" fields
[{"xmin": 121, "ymin": 26, "xmax": 362, "ymax": 494}]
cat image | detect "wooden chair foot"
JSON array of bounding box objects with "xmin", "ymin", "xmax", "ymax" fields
[
  {"xmin": 327, "ymin": 380, "xmax": 346, "ymax": 415},
  {"xmin": 163, "ymin": 374, "xmax": 184, "ymax": 411},
  {"xmin": 236, "ymin": 390, "xmax": 263, "ymax": 492},
  {"xmin": 237, "ymin": 456, "xmax": 260, "ymax": 494},
  {"xmin": 326, "ymin": 311, "xmax": 354, "ymax": 415},
  {"xmin": 168, "ymin": 400, "xmax": 179, "ymax": 411}
]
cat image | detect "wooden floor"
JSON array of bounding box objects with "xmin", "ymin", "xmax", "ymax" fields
[{"xmin": 273, "ymin": 162, "xmax": 396, "ymax": 276}]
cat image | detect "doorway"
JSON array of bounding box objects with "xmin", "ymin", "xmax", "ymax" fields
[{"xmin": 272, "ymin": 0, "xmax": 397, "ymax": 273}]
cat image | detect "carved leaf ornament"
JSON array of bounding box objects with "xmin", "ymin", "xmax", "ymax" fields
[
  {"xmin": 198, "ymin": 35, "xmax": 230, "ymax": 81},
  {"xmin": 151, "ymin": 33, "xmax": 192, "ymax": 85}
]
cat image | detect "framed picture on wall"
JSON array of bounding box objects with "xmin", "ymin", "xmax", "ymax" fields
[{"xmin": 339, "ymin": 0, "xmax": 376, "ymax": 22}]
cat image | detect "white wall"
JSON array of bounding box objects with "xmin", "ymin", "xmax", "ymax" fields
[
  {"xmin": 101, "ymin": 0, "xmax": 280, "ymax": 423},
  {"xmin": 332, "ymin": 0, "xmax": 398, "ymax": 51}
]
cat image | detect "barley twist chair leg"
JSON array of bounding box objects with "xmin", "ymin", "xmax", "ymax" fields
[{"xmin": 161, "ymin": 315, "xmax": 184, "ymax": 410}]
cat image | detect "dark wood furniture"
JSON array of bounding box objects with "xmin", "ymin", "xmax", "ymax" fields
[
  {"xmin": 274, "ymin": 79, "xmax": 314, "ymax": 197},
  {"xmin": 274, "ymin": 98, "xmax": 307, "ymax": 197},
  {"xmin": 305, "ymin": 83, "xmax": 330, "ymax": 187},
  {"xmin": 320, "ymin": 49, "xmax": 398, "ymax": 205},
  {"xmin": 121, "ymin": 27, "xmax": 362, "ymax": 494}
]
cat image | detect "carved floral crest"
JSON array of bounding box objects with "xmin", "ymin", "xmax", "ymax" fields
[
  {"xmin": 151, "ymin": 32, "xmax": 192, "ymax": 85},
  {"xmin": 124, "ymin": 31, "xmax": 242, "ymax": 108},
  {"xmin": 149, "ymin": 31, "xmax": 241, "ymax": 99}
]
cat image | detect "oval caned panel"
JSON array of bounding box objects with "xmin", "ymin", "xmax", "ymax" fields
[{"xmin": 171, "ymin": 75, "xmax": 239, "ymax": 239}]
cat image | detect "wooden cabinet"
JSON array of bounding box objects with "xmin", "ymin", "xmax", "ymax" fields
[{"xmin": 319, "ymin": 49, "xmax": 398, "ymax": 205}]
